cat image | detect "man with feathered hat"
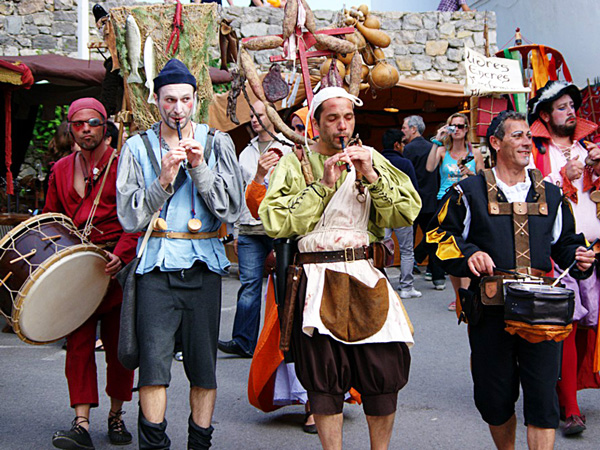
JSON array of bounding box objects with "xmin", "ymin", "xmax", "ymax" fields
[{"xmin": 529, "ymin": 79, "xmax": 600, "ymax": 437}]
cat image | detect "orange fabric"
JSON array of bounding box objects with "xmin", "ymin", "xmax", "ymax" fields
[
  {"xmin": 247, "ymin": 276, "xmax": 285, "ymax": 412},
  {"xmin": 530, "ymin": 48, "xmax": 551, "ymax": 97},
  {"xmin": 247, "ymin": 276, "xmax": 362, "ymax": 412},
  {"xmin": 290, "ymin": 106, "xmax": 314, "ymax": 139},
  {"xmin": 504, "ymin": 321, "xmax": 572, "ymax": 343},
  {"xmin": 560, "ymin": 165, "xmax": 578, "ymax": 203},
  {"xmin": 245, "ymin": 180, "xmax": 267, "ymax": 220}
]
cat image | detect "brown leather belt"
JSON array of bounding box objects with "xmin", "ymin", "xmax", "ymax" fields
[
  {"xmin": 150, "ymin": 231, "xmax": 219, "ymax": 240},
  {"xmin": 295, "ymin": 246, "xmax": 371, "ymax": 265}
]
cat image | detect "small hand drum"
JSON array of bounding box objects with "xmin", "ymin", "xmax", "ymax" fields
[{"xmin": 0, "ymin": 213, "xmax": 110, "ymax": 344}]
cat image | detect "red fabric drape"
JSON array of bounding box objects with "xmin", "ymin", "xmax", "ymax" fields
[{"xmin": 1, "ymin": 59, "xmax": 34, "ymax": 195}]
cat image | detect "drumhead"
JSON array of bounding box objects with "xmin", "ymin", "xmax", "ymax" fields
[
  {"xmin": 508, "ymin": 283, "xmax": 573, "ymax": 298},
  {"xmin": 0, "ymin": 213, "xmax": 78, "ymax": 250},
  {"xmin": 12, "ymin": 244, "xmax": 110, "ymax": 344}
]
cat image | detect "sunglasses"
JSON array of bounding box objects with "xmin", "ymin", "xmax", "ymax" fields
[
  {"xmin": 451, "ymin": 123, "xmax": 467, "ymax": 130},
  {"xmin": 293, "ymin": 124, "xmax": 306, "ymax": 132},
  {"xmin": 69, "ymin": 118, "xmax": 105, "ymax": 130}
]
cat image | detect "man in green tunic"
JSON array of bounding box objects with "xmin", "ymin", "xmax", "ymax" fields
[{"xmin": 259, "ymin": 87, "xmax": 421, "ymax": 450}]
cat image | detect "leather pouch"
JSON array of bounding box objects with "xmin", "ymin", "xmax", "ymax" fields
[
  {"xmin": 372, "ymin": 238, "xmax": 395, "ymax": 269},
  {"xmin": 480, "ymin": 276, "xmax": 504, "ymax": 306},
  {"xmin": 279, "ymin": 265, "xmax": 303, "ymax": 352},
  {"xmin": 458, "ymin": 288, "xmax": 482, "ymax": 326}
]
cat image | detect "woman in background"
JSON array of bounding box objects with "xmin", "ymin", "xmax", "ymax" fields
[{"xmin": 426, "ymin": 112, "xmax": 483, "ymax": 311}]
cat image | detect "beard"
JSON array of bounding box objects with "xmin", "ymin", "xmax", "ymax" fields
[
  {"xmin": 550, "ymin": 117, "xmax": 577, "ymax": 137},
  {"xmin": 76, "ymin": 135, "xmax": 103, "ymax": 151}
]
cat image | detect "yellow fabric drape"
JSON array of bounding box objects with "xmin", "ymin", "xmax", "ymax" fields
[
  {"xmin": 437, "ymin": 198, "xmax": 450, "ymax": 224},
  {"xmin": 425, "ymin": 227, "xmax": 446, "ymax": 244},
  {"xmin": 436, "ymin": 235, "xmax": 464, "ymax": 260},
  {"xmin": 530, "ymin": 47, "xmax": 550, "ymax": 97}
]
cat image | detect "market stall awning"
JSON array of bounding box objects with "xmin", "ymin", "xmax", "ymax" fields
[{"xmin": 208, "ymin": 76, "xmax": 468, "ymax": 135}]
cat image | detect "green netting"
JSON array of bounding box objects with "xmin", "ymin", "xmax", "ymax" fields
[{"xmin": 110, "ymin": 4, "xmax": 217, "ymax": 130}]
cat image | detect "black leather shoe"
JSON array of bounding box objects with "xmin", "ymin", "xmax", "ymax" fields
[
  {"xmin": 52, "ymin": 418, "xmax": 95, "ymax": 450},
  {"xmin": 217, "ymin": 339, "xmax": 253, "ymax": 358},
  {"xmin": 108, "ymin": 410, "xmax": 133, "ymax": 446},
  {"xmin": 563, "ymin": 415, "xmax": 586, "ymax": 436}
]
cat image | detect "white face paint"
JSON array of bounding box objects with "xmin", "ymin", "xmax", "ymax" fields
[{"xmin": 156, "ymin": 83, "xmax": 196, "ymax": 130}]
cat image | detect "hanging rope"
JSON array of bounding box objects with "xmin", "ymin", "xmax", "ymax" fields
[{"xmin": 166, "ymin": 0, "xmax": 184, "ymax": 56}]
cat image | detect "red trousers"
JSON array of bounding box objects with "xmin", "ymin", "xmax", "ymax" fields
[
  {"xmin": 557, "ymin": 322, "xmax": 580, "ymax": 417},
  {"xmin": 65, "ymin": 280, "xmax": 134, "ymax": 408}
]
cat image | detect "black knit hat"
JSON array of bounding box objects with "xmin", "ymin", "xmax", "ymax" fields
[
  {"xmin": 153, "ymin": 59, "xmax": 197, "ymax": 93},
  {"xmin": 527, "ymin": 80, "xmax": 581, "ymax": 123},
  {"xmin": 486, "ymin": 110, "xmax": 511, "ymax": 149}
]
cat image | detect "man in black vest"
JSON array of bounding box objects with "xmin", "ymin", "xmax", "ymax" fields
[
  {"xmin": 402, "ymin": 115, "xmax": 446, "ymax": 290},
  {"xmin": 426, "ymin": 111, "xmax": 594, "ymax": 449}
]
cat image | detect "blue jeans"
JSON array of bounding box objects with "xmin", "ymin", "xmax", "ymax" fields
[
  {"xmin": 232, "ymin": 234, "xmax": 273, "ymax": 353},
  {"xmin": 385, "ymin": 227, "xmax": 415, "ymax": 290}
]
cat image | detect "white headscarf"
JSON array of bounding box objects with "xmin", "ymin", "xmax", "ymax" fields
[{"xmin": 305, "ymin": 87, "xmax": 363, "ymax": 149}]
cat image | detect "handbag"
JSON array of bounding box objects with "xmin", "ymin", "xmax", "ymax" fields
[{"xmin": 115, "ymin": 211, "xmax": 159, "ymax": 370}]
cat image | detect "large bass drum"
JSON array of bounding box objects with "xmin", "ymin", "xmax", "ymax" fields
[{"xmin": 0, "ymin": 213, "xmax": 110, "ymax": 344}]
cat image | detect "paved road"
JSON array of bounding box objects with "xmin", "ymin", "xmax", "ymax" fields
[{"xmin": 1, "ymin": 268, "xmax": 598, "ymax": 449}]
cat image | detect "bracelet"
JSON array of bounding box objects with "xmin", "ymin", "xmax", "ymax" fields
[{"xmin": 430, "ymin": 138, "xmax": 443, "ymax": 146}]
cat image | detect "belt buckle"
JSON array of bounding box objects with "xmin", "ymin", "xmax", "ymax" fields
[
  {"xmin": 165, "ymin": 232, "xmax": 173, "ymax": 239},
  {"xmin": 344, "ymin": 247, "xmax": 356, "ymax": 262}
]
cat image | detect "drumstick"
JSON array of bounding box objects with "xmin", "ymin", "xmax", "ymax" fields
[
  {"xmin": 551, "ymin": 239, "xmax": 599, "ymax": 287},
  {"xmin": 494, "ymin": 267, "xmax": 543, "ymax": 280},
  {"xmin": 339, "ymin": 136, "xmax": 351, "ymax": 172}
]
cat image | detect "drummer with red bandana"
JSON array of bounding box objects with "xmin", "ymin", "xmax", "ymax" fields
[{"xmin": 44, "ymin": 98, "xmax": 137, "ymax": 450}]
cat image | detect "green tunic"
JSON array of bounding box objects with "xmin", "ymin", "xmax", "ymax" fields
[{"xmin": 258, "ymin": 149, "xmax": 422, "ymax": 241}]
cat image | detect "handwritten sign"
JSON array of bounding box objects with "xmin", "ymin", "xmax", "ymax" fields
[{"xmin": 463, "ymin": 48, "xmax": 530, "ymax": 96}]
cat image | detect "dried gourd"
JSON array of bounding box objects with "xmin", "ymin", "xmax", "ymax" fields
[
  {"xmin": 363, "ymin": 15, "xmax": 381, "ymax": 29},
  {"xmin": 356, "ymin": 21, "xmax": 391, "ymax": 48},
  {"xmin": 320, "ymin": 58, "xmax": 346, "ymax": 80},
  {"xmin": 368, "ymin": 60, "xmax": 399, "ymax": 90}
]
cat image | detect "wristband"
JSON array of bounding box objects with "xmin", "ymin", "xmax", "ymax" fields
[{"xmin": 430, "ymin": 138, "xmax": 443, "ymax": 146}]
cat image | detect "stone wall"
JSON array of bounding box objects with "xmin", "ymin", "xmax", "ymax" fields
[
  {"xmin": 1, "ymin": 3, "xmax": 496, "ymax": 85},
  {"xmin": 0, "ymin": 0, "xmax": 138, "ymax": 57},
  {"xmin": 224, "ymin": 7, "xmax": 497, "ymax": 85}
]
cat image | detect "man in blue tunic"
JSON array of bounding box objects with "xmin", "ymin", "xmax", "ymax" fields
[{"xmin": 116, "ymin": 59, "xmax": 243, "ymax": 450}]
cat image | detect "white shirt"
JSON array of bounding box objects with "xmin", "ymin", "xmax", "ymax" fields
[
  {"xmin": 236, "ymin": 133, "xmax": 293, "ymax": 228},
  {"xmin": 458, "ymin": 168, "xmax": 562, "ymax": 244}
]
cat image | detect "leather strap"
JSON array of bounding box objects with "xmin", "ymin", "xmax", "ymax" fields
[
  {"xmin": 150, "ymin": 231, "xmax": 219, "ymax": 240},
  {"xmin": 295, "ymin": 246, "xmax": 371, "ymax": 265}
]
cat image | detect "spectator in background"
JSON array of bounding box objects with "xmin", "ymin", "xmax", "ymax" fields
[
  {"xmin": 437, "ymin": 0, "xmax": 473, "ymax": 11},
  {"xmin": 381, "ymin": 129, "xmax": 422, "ymax": 299},
  {"xmin": 218, "ymin": 101, "xmax": 293, "ymax": 358},
  {"xmin": 402, "ymin": 115, "xmax": 446, "ymax": 291},
  {"xmin": 105, "ymin": 121, "xmax": 119, "ymax": 149},
  {"xmin": 426, "ymin": 112, "xmax": 484, "ymax": 311}
]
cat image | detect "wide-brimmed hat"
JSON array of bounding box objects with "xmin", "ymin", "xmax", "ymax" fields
[{"xmin": 527, "ymin": 80, "xmax": 581, "ymax": 123}]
